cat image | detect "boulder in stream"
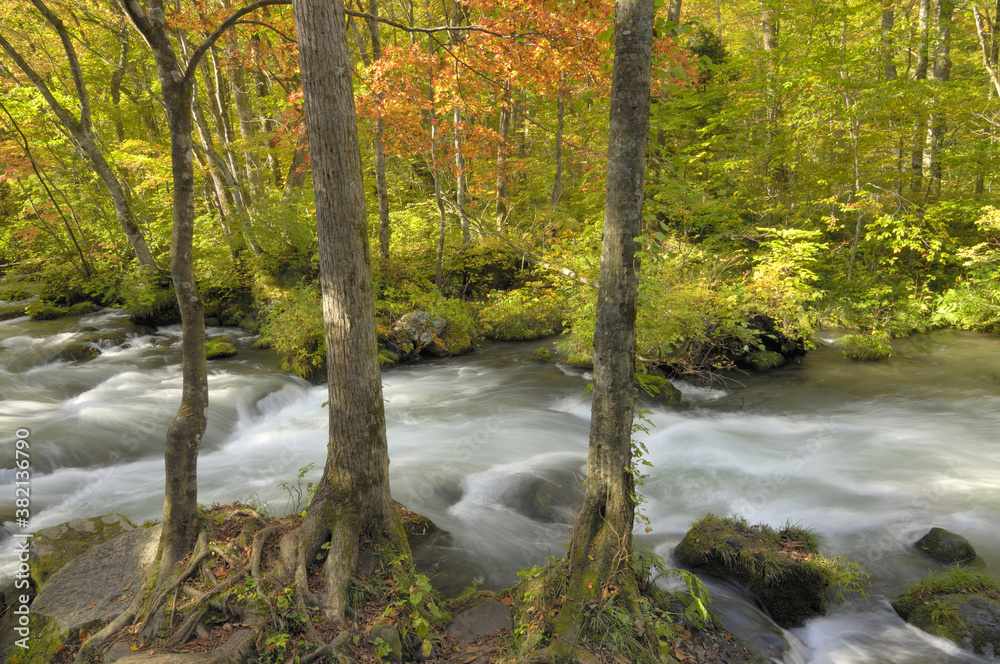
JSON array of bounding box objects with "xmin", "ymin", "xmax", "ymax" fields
[
  {"xmin": 56, "ymin": 343, "xmax": 101, "ymax": 362},
  {"xmin": 674, "ymin": 514, "xmax": 859, "ymax": 627},
  {"xmin": 30, "ymin": 513, "xmax": 137, "ymax": 586},
  {"xmin": 892, "ymin": 568, "xmax": 1000, "ymax": 657},
  {"xmin": 913, "ymin": 527, "xmax": 977, "ymax": 565},
  {"xmin": 206, "ymin": 337, "xmax": 238, "ymax": 359}
]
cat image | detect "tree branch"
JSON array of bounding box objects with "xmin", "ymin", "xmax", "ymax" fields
[{"xmin": 184, "ymin": 0, "xmax": 292, "ymax": 82}]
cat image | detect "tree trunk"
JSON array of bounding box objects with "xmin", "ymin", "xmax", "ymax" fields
[
  {"xmin": 364, "ymin": 0, "xmax": 392, "ymax": 271},
  {"xmin": 881, "ymin": 0, "xmax": 896, "ymax": 81},
  {"xmin": 543, "ymin": 0, "xmax": 654, "ymax": 655},
  {"xmin": 551, "ymin": 90, "xmax": 565, "ymax": 207},
  {"xmin": 667, "ymin": 0, "xmax": 682, "ymax": 25},
  {"xmin": 454, "ymin": 102, "xmax": 471, "ymax": 243},
  {"xmin": 910, "ymin": 0, "xmax": 930, "ymax": 194},
  {"xmin": 495, "ymin": 81, "xmax": 511, "ymax": 231},
  {"xmin": 283, "ymin": 0, "xmax": 408, "ymax": 620},
  {"xmin": 928, "ymin": 0, "xmax": 953, "ymax": 199}
]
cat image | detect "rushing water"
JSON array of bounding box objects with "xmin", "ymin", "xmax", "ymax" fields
[{"xmin": 2, "ymin": 306, "xmax": 999, "ymax": 663}]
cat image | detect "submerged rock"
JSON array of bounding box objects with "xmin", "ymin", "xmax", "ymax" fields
[
  {"xmin": 893, "ymin": 569, "xmax": 1000, "ymax": 657},
  {"xmin": 914, "ymin": 527, "xmax": 977, "ymax": 565},
  {"xmin": 674, "ymin": 514, "xmax": 834, "ymax": 627},
  {"xmin": 56, "ymin": 343, "xmax": 101, "ymax": 362}
]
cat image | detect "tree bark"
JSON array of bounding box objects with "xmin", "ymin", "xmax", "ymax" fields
[
  {"xmin": 544, "ymin": 0, "xmax": 654, "ymax": 654},
  {"xmin": 880, "ymin": 0, "xmax": 896, "ymax": 81},
  {"xmin": 116, "ymin": 0, "xmax": 208, "ymax": 593},
  {"xmin": 928, "ymin": 0, "xmax": 953, "ymax": 199},
  {"xmin": 454, "ymin": 101, "xmax": 471, "ymax": 243},
  {"xmin": 364, "ymin": 0, "xmax": 392, "ymax": 270},
  {"xmin": 283, "ymin": 0, "xmax": 408, "ymax": 620},
  {"xmin": 495, "ymin": 81, "xmax": 511, "ymax": 231},
  {"xmin": 551, "ymin": 89, "xmax": 565, "ymax": 207},
  {"xmin": 910, "ymin": 0, "xmax": 931, "ymax": 194}
]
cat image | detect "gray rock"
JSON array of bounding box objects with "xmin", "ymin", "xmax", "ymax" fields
[
  {"xmin": 30, "ymin": 513, "xmax": 136, "ymax": 586},
  {"xmin": 369, "ymin": 624, "xmax": 403, "ymax": 663},
  {"xmin": 393, "ymin": 311, "xmax": 446, "ymax": 347},
  {"xmin": 32, "ymin": 524, "xmax": 160, "ymax": 632},
  {"xmin": 446, "ymin": 599, "xmax": 513, "ymax": 644},
  {"xmin": 915, "ymin": 527, "xmax": 977, "ymax": 565}
]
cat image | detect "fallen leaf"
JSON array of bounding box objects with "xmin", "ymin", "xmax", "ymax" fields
[
  {"xmin": 87, "ymin": 601, "xmax": 97, "ymax": 610},
  {"xmin": 130, "ymin": 645, "xmax": 139, "ymax": 651},
  {"xmin": 123, "ymin": 582, "xmax": 133, "ymax": 591}
]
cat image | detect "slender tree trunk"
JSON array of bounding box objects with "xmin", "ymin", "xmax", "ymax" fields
[
  {"xmin": 283, "ymin": 0, "xmax": 408, "ymax": 620},
  {"xmin": 761, "ymin": 0, "xmax": 783, "ymax": 195},
  {"xmin": 284, "ymin": 132, "xmax": 310, "ymax": 195},
  {"xmin": 668, "ymin": 0, "xmax": 682, "ymax": 25},
  {"xmin": 928, "ymin": 0, "xmax": 954, "ymax": 200},
  {"xmin": 551, "ymin": 89, "xmax": 565, "ymax": 207},
  {"xmin": 910, "ymin": 0, "xmax": 930, "ymax": 195},
  {"xmin": 453, "ymin": 102, "xmax": 471, "ymax": 243},
  {"xmin": 495, "ymin": 81, "xmax": 511, "ymax": 231},
  {"xmin": 881, "ymin": 0, "xmax": 897, "ymax": 81},
  {"xmin": 364, "ymin": 0, "xmax": 392, "ymax": 270},
  {"xmin": 542, "ymin": 0, "xmax": 654, "ymax": 656}
]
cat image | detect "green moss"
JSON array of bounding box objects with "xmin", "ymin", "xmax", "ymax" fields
[
  {"xmin": 838, "ymin": 332, "xmax": 893, "ymax": 361},
  {"xmin": 532, "ymin": 347, "xmax": 551, "ymax": 362},
  {"xmin": 638, "ymin": 374, "xmax": 682, "ymax": 406},
  {"xmin": 67, "ymin": 301, "xmax": 101, "ymax": 316},
  {"xmin": 674, "ymin": 514, "xmax": 867, "ymax": 627},
  {"xmin": 26, "ymin": 302, "xmax": 67, "ymax": 321},
  {"xmin": 478, "ymin": 285, "xmax": 566, "ymax": 342},
  {"xmin": 893, "ymin": 568, "xmax": 1000, "ymax": 656},
  {"xmin": 206, "ymin": 338, "xmax": 237, "ymax": 360},
  {"xmin": 745, "ymin": 349, "xmax": 785, "ymax": 371}
]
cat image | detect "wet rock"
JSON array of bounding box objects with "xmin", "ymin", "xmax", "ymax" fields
[
  {"xmin": 79, "ymin": 331, "xmax": 128, "ymax": 348},
  {"xmin": 639, "ymin": 374, "xmax": 682, "ymax": 406},
  {"xmin": 56, "ymin": 343, "xmax": 101, "ymax": 362},
  {"xmin": 914, "ymin": 527, "xmax": 977, "ymax": 565},
  {"xmin": 674, "ymin": 514, "xmax": 829, "ymax": 627},
  {"xmin": 206, "ymin": 338, "xmax": 237, "ymax": 359},
  {"xmin": 893, "ymin": 569, "xmax": 1000, "ymax": 657},
  {"xmin": 446, "ymin": 599, "xmax": 513, "ymax": 644}
]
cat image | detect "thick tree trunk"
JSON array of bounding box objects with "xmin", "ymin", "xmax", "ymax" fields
[
  {"xmin": 285, "ymin": 0, "xmax": 408, "ymax": 620},
  {"xmin": 543, "ymin": 0, "xmax": 654, "ymax": 654}
]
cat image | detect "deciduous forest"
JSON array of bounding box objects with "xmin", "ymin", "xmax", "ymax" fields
[{"xmin": 3, "ymin": 0, "xmax": 1000, "ymax": 662}]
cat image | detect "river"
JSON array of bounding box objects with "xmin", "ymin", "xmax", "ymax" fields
[{"xmin": 1, "ymin": 307, "xmax": 998, "ymax": 663}]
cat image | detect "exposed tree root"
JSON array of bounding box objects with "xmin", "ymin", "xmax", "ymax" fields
[
  {"xmin": 292, "ymin": 629, "xmax": 351, "ymax": 664},
  {"xmin": 164, "ymin": 568, "xmax": 247, "ymax": 648},
  {"xmin": 73, "ymin": 591, "xmax": 143, "ymax": 663}
]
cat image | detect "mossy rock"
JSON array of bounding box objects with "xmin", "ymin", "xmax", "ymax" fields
[
  {"xmin": 78, "ymin": 331, "xmax": 127, "ymax": 347},
  {"xmin": 27, "ymin": 302, "xmax": 67, "ymax": 321},
  {"xmin": 838, "ymin": 332, "xmax": 893, "ymax": 361},
  {"xmin": 0, "ymin": 306, "xmax": 26, "ymax": 321},
  {"xmin": 914, "ymin": 527, "xmax": 977, "ymax": 565},
  {"xmin": 67, "ymin": 301, "xmax": 101, "ymax": 316},
  {"xmin": 674, "ymin": 514, "xmax": 830, "ymax": 627},
  {"xmin": 127, "ymin": 287, "xmax": 180, "ymax": 327},
  {"xmin": 892, "ymin": 569, "xmax": 1000, "ymax": 657},
  {"xmin": 206, "ymin": 338, "xmax": 237, "ymax": 359},
  {"xmin": 533, "ymin": 347, "xmax": 552, "ymax": 362},
  {"xmin": 29, "ymin": 513, "xmax": 136, "ymax": 588},
  {"xmin": 745, "ymin": 350, "xmax": 786, "ymax": 371},
  {"xmin": 0, "ymin": 287, "xmax": 32, "ymax": 301},
  {"xmin": 56, "ymin": 343, "xmax": 101, "ymax": 362},
  {"xmin": 639, "ymin": 374, "xmax": 682, "ymax": 406}
]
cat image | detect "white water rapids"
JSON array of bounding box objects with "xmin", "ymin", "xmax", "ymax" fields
[{"xmin": 2, "ymin": 307, "xmax": 999, "ymax": 663}]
